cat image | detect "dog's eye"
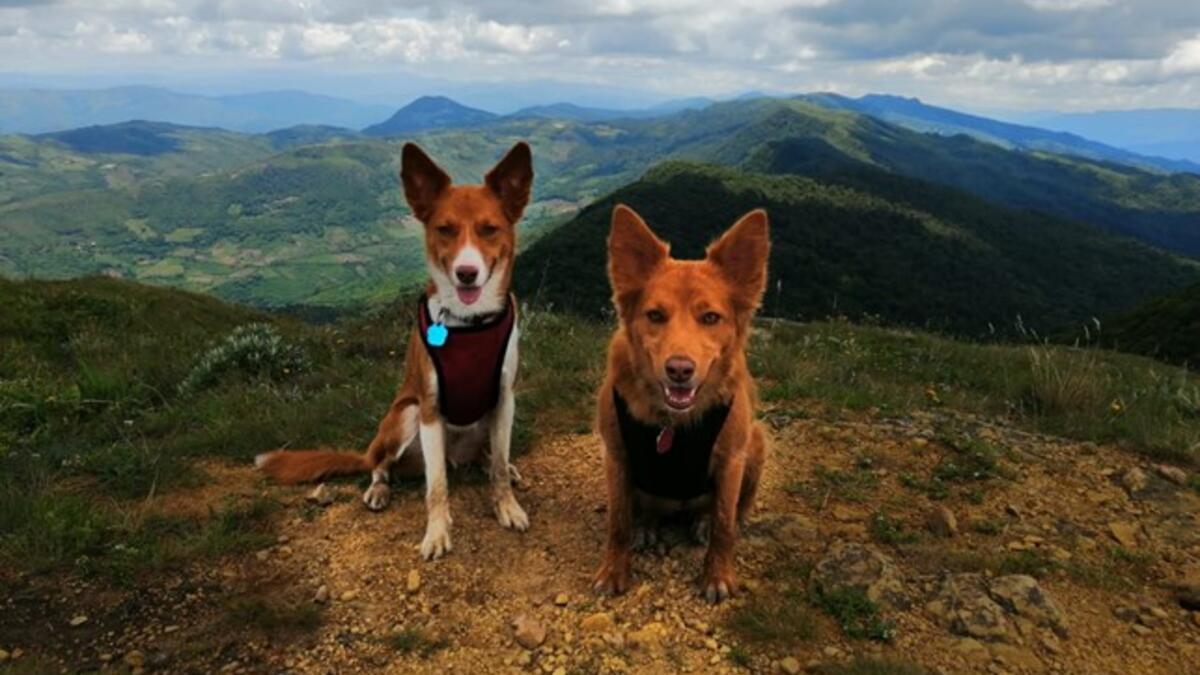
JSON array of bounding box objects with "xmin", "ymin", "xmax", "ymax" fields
[
  {"xmin": 436, "ymin": 225, "xmax": 456, "ymax": 238},
  {"xmin": 646, "ymin": 309, "xmax": 667, "ymax": 324},
  {"xmin": 478, "ymin": 224, "xmax": 500, "ymax": 237},
  {"xmin": 701, "ymin": 311, "xmax": 721, "ymax": 325}
]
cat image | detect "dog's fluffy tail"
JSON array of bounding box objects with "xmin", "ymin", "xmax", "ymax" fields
[{"xmin": 254, "ymin": 449, "xmax": 369, "ymax": 484}]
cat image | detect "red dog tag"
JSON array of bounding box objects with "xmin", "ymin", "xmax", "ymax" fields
[{"xmin": 656, "ymin": 427, "xmax": 674, "ymax": 454}]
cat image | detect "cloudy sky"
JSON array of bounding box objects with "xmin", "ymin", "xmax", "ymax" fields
[{"xmin": 1, "ymin": 0, "xmax": 1198, "ymax": 112}]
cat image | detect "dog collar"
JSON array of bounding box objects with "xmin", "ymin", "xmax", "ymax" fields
[
  {"xmin": 426, "ymin": 308, "xmax": 450, "ymax": 347},
  {"xmin": 424, "ymin": 301, "xmax": 509, "ymax": 348}
]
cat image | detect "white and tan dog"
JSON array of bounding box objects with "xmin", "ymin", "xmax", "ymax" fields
[{"xmin": 256, "ymin": 141, "xmax": 534, "ymax": 560}]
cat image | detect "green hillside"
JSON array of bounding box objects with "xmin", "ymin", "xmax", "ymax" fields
[
  {"xmin": 514, "ymin": 162, "xmax": 1200, "ymax": 336},
  {"xmin": 1101, "ymin": 283, "xmax": 1200, "ymax": 367},
  {"xmin": 0, "ymin": 139, "xmax": 574, "ymax": 307},
  {"xmin": 712, "ymin": 103, "xmax": 1200, "ymax": 255},
  {"xmin": 0, "ymin": 122, "xmax": 281, "ymax": 204}
]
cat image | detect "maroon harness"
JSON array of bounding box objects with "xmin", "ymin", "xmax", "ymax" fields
[{"xmin": 417, "ymin": 295, "xmax": 517, "ymax": 426}]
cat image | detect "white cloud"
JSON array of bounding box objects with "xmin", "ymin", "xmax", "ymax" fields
[
  {"xmin": 0, "ymin": 0, "xmax": 1197, "ymax": 111},
  {"xmin": 1024, "ymin": 0, "xmax": 1113, "ymax": 11},
  {"xmin": 1164, "ymin": 33, "xmax": 1200, "ymax": 76}
]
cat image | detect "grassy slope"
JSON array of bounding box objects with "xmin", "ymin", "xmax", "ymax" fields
[
  {"xmin": 515, "ymin": 161, "xmax": 1199, "ymax": 336},
  {"xmin": 0, "ymin": 277, "xmax": 603, "ymax": 581},
  {"xmin": 0, "ymin": 278, "xmax": 1195, "ymax": 585}
]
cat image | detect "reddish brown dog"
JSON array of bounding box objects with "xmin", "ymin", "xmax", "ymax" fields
[{"xmin": 592, "ymin": 204, "xmax": 770, "ymax": 603}]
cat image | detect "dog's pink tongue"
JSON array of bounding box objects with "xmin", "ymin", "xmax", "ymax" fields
[{"xmin": 456, "ymin": 287, "xmax": 482, "ymax": 305}]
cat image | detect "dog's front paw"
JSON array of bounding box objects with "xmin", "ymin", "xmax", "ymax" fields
[
  {"xmin": 593, "ymin": 555, "xmax": 631, "ymax": 596},
  {"xmin": 701, "ymin": 563, "xmax": 737, "ymax": 604},
  {"xmin": 631, "ymin": 525, "xmax": 660, "ymax": 552},
  {"xmin": 495, "ymin": 493, "xmax": 529, "ymax": 531},
  {"xmin": 419, "ymin": 517, "xmax": 453, "ymax": 560},
  {"xmin": 362, "ymin": 483, "xmax": 391, "ymax": 511}
]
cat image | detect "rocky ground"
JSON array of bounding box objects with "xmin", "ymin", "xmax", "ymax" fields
[{"xmin": 3, "ymin": 406, "xmax": 1199, "ymax": 674}]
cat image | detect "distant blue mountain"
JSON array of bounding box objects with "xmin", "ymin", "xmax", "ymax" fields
[
  {"xmin": 361, "ymin": 96, "xmax": 497, "ymax": 136},
  {"xmin": 0, "ymin": 86, "xmax": 392, "ymax": 134},
  {"xmin": 510, "ymin": 102, "xmax": 644, "ymax": 122},
  {"xmin": 371, "ymin": 95, "xmax": 715, "ymax": 129},
  {"xmin": 1029, "ymin": 109, "xmax": 1200, "ymax": 165},
  {"xmin": 510, "ymin": 100, "xmax": 711, "ymax": 122},
  {"xmin": 802, "ymin": 93, "xmax": 1200, "ymax": 174},
  {"xmin": 37, "ymin": 120, "xmax": 189, "ymax": 156},
  {"xmin": 647, "ymin": 96, "xmax": 715, "ymax": 113}
]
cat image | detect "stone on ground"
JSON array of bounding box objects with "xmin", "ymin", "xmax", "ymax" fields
[
  {"xmin": 307, "ymin": 484, "xmax": 335, "ymax": 506},
  {"xmin": 1120, "ymin": 467, "xmax": 1149, "ymax": 494},
  {"xmin": 927, "ymin": 573, "xmax": 1069, "ymax": 643},
  {"xmin": 1155, "ymin": 464, "xmax": 1188, "ymax": 485},
  {"xmin": 580, "ymin": 612, "xmax": 615, "ymax": 633},
  {"xmin": 926, "ymin": 505, "xmax": 959, "ymax": 537},
  {"xmin": 811, "ymin": 541, "xmax": 908, "ymax": 608},
  {"xmin": 987, "ymin": 574, "xmax": 1069, "ymax": 637},
  {"xmin": 1108, "ymin": 521, "xmax": 1140, "ymax": 549},
  {"xmin": 512, "ymin": 615, "xmax": 547, "ymax": 650}
]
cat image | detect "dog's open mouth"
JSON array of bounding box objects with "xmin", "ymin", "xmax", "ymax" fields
[
  {"xmin": 663, "ymin": 384, "xmax": 698, "ymax": 410},
  {"xmin": 456, "ymin": 286, "xmax": 482, "ymax": 305}
]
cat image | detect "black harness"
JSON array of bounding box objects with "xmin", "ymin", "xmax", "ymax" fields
[{"xmin": 613, "ymin": 388, "xmax": 732, "ymax": 501}]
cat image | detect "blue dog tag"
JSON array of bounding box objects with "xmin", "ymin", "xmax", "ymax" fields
[{"xmin": 426, "ymin": 322, "xmax": 448, "ymax": 348}]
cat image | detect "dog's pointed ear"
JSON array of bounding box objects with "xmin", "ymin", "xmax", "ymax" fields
[
  {"xmin": 608, "ymin": 204, "xmax": 668, "ymax": 308},
  {"xmin": 707, "ymin": 209, "xmax": 770, "ymax": 312},
  {"xmin": 401, "ymin": 143, "xmax": 451, "ymax": 223},
  {"xmin": 486, "ymin": 141, "xmax": 533, "ymax": 223}
]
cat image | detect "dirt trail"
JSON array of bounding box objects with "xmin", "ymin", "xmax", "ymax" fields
[{"xmin": 5, "ymin": 409, "xmax": 1200, "ymax": 674}]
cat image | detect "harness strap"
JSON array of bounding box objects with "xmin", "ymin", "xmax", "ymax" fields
[
  {"xmin": 613, "ymin": 388, "xmax": 731, "ymax": 501},
  {"xmin": 418, "ymin": 295, "xmax": 516, "ymax": 426}
]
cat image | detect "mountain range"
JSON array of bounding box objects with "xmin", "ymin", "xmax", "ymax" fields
[
  {"xmin": 514, "ymin": 161, "xmax": 1198, "ymax": 336},
  {"xmin": 4, "ymin": 85, "xmax": 1196, "ymax": 175},
  {"xmin": 803, "ymin": 94, "xmax": 1200, "ymax": 174},
  {"xmin": 0, "ymin": 86, "xmax": 393, "ymax": 134},
  {"xmin": 1, "ymin": 92, "xmax": 1198, "ymax": 334},
  {"xmin": 1027, "ymin": 108, "xmax": 1200, "ymax": 165}
]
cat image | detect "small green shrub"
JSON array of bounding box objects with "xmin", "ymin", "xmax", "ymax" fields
[
  {"xmin": 932, "ymin": 433, "xmax": 1007, "ymax": 483},
  {"xmin": 386, "ymin": 628, "xmax": 448, "ymax": 657},
  {"xmin": 727, "ymin": 587, "xmax": 816, "ymax": 644},
  {"xmin": 971, "ymin": 519, "xmax": 1003, "ymax": 535},
  {"xmin": 811, "ymin": 586, "xmax": 896, "ymax": 642},
  {"xmin": 997, "ymin": 550, "xmax": 1058, "ymax": 578},
  {"xmin": 869, "ymin": 511, "xmax": 919, "ymax": 545},
  {"xmin": 180, "ymin": 323, "xmax": 308, "ymax": 394},
  {"xmin": 727, "ymin": 646, "xmax": 752, "ymax": 668}
]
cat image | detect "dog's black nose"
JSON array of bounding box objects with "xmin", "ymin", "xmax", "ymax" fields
[
  {"xmin": 665, "ymin": 356, "xmax": 695, "ymax": 384},
  {"xmin": 455, "ymin": 266, "xmax": 479, "ymax": 285}
]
